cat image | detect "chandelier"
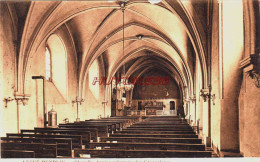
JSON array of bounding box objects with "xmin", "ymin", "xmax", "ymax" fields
[
  {"xmin": 110, "ymin": 0, "xmax": 162, "ymax": 91},
  {"xmin": 117, "ymin": 0, "xmax": 134, "ymax": 92}
]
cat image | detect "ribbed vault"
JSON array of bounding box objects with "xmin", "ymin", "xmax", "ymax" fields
[{"xmin": 8, "ymin": 0, "xmax": 208, "ymax": 103}]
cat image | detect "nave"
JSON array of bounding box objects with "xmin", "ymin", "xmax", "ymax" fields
[
  {"xmin": 1, "ymin": 0, "xmax": 259, "ymax": 158},
  {"xmin": 1, "ymin": 116, "xmax": 214, "ymax": 158}
]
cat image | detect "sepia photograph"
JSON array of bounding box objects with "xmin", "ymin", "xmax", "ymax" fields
[{"xmin": 0, "ymin": 0, "xmax": 259, "ymax": 161}]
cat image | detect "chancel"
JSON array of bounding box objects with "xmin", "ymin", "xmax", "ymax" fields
[{"xmin": 0, "ymin": 0, "xmax": 259, "ymax": 159}]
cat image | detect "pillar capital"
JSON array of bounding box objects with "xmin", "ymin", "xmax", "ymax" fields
[{"xmin": 240, "ymin": 53, "xmax": 260, "ymax": 88}]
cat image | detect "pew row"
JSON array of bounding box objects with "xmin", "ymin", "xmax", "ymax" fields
[
  {"xmin": 1, "ymin": 142, "xmax": 57, "ymax": 158},
  {"xmin": 101, "ymin": 137, "xmax": 202, "ymax": 144},
  {"xmin": 110, "ymin": 133, "xmax": 198, "ymax": 138},
  {"xmin": 1, "ymin": 150, "xmax": 35, "ymax": 158},
  {"xmin": 21, "ymin": 129, "xmax": 93, "ymax": 143},
  {"xmin": 1, "ymin": 137, "xmax": 72, "ymax": 157},
  {"xmin": 59, "ymin": 124, "xmax": 110, "ymax": 137},
  {"xmin": 89, "ymin": 142, "xmax": 206, "ymax": 151},
  {"xmin": 74, "ymin": 149, "xmax": 212, "ymax": 158},
  {"xmin": 118, "ymin": 130, "xmax": 196, "ymax": 134},
  {"xmin": 34, "ymin": 127, "xmax": 98, "ymax": 141},
  {"xmin": 6, "ymin": 133, "xmax": 83, "ymax": 148}
]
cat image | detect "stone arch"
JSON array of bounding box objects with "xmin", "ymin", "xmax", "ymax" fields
[{"xmin": 17, "ymin": 1, "xmax": 207, "ymax": 101}]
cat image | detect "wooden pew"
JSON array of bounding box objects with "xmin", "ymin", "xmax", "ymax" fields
[
  {"xmin": 78, "ymin": 121, "xmax": 120, "ymax": 131},
  {"xmin": 145, "ymin": 118, "xmax": 187, "ymax": 121},
  {"xmin": 88, "ymin": 142, "xmax": 206, "ymax": 151},
  {"xmin": 84, "ymin": 120, "xmax": 126, "ymax": 130},
  {"xmin": 90, "ymin": 118, "xmax": 132, "ymax": 127},
  {"xmin": 101, "ymin": 137, "xmax": 202, "ymax": 144},
  {"xmin": 110, "ymin": 133, "xmax": 198, "ymax": 138},
  {"xmin": 74, "ymin": 149, "xmax": 212, "ymax": 158},
  {"xmin": 1, "ymin": 137, "xmax": 72, "ymax": 157},
  {"xmin": 143, "ymin": 116, "xmax": 179, "ymax": 119},
  {"xmin": 1, "ymin": 150, "xmax": 35, "ymax": 158},
  {"xmin": 1, "ymin": 142, "xmax": 57, "ymax": 158},
  {"xmin": 143, "ymin": 116, "xmax": 184, "ymax": 120},
  {"xmin": 108, "ymin": 116, "xmax": 141, "ymax": 123},
  {"xmin": 21, "ymin": 129, "xmax": 91, "ymax": 144},
  {"xmin": 33, "ymin": 127, "xmax": 98, "ymax": 141},
  {"xmin": 126, "ymin": 127, "xmax": 193, "ymax": 131},
  {"xmin": 59, "ymin": 123, "xmax": 110, "ymax": 137},
  {"xmin": 118, "ymin": 130, "xmax": 196, "ymax": 135},
  {"xmin": 129, "ymin": 125, "xmax": 193, "ymax": 129},
  {"xmin": 6, "ymin": 133, "xmax": 83, "ymax": 148},
  {"xmin": 91, "ymin": 118, "xmax": 131, "ymax": 123},
  {"xmin": 134, "ymin": 122, "xmax": 188, "ymax": 125},
  {"xmin": 146, "ymin": 116, "xmax": 179, "ymax": 118},
  {"xmin": 72, "ymin": 116, "xmax": 210, "ymax": 158}
]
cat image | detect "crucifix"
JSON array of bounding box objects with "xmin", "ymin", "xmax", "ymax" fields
[{"xmin": 72, "ymin": 97, "xmax": 84, "ymax": 122}]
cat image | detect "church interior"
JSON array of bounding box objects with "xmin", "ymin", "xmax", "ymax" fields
[{"xmin": 0, "ymin": 0, "xmax": 259, "ymax": 158}]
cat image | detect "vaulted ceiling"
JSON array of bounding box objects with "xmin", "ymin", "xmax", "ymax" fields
[{"xmin": 6, "ymin": 0, "xmax": 210, "ymax": 98}]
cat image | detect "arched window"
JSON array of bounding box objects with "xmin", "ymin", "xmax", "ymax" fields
[
  {"xmin": 45, "ymin": 47, "xmax": 51, "ymax": 81},
  {"xmin": 46, "ymin": 34, "xmax": 68, "ymax": 101}
]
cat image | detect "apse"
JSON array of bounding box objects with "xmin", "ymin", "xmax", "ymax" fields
[{"xmin": 132, "ymin": 69, "xmax": 181, "ymax": 100}]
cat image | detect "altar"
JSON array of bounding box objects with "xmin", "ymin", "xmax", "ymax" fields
[{"xmin": 145, "ymin": 106, "xmax": 164, "ymax": 115}]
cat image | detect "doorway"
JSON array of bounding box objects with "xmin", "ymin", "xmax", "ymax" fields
[
  {"xmin": 170, "ymin": 101, "xmax": 175, "ymax": 110},
  {"xmin": 138, "ymin": 101, "xmax": 142, "ymax": 110}
]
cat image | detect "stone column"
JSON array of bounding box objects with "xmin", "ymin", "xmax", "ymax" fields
[{"xmin": 219, "ymin": 0, "xmax": 244, "ymax": 151}]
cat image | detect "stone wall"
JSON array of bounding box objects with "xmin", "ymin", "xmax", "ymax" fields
[{"xmin": 132, "ymin": 70, "xmax": 181, "ymax": 100}]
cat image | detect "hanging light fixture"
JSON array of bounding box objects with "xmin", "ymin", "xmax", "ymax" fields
[
  {"xmin": 117, "ymin": 0, "xmax": 134, "ymax": 92},
  {"xmin": 111, "ymin": 0, "xmax": 162, "ymax": 92}
]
